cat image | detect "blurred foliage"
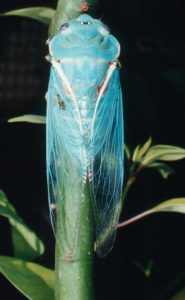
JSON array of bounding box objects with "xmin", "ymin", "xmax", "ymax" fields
[
  {"xmin": 0, "ymin": 7, "xmax": 55, "ymax": 25},
  {"xmin": 0, "ymin": 191, "xmax": 54, "ymax": 299},
  {"xmin": 8, "ymin": 114, "xmax": 46, "ymax": 124},
  {"xmin": 0, "ymin": 190, "xmax": 44, "ymax": 261},
  {"xmin": 0, "ymin": 256, "xmax": 54, "ymax": 300}
]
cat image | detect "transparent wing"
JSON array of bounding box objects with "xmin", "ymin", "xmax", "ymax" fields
[
  {"xmin": 91, "ymin": 69, "xmax": 124, "ymax": 257},
  {"xmin": 47, "ymin": 66, "xmax": 85, "ymax": 257}
]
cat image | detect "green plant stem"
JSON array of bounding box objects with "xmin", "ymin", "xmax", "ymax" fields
[
  {"xmin": 122, "ymin": 164, "xmax": 144, "ymax": 207},
  {"xmin": 49, "ymin": 2, "xmax": 97, "ymax": 299},
  {"xmin": 49, "ymin": 0, "xmax": 97, "ymax": 38},
  {"xmin": 55, "ymin": 183, "xmax": 94, "ymax": 300},
  {"xmin": 121, "ymin": 177, "xmax": 134, "ymax": 205},
  {"xmin": 118, "ymin": 209, "xmax": 154, "ymax": 228},
  {"xmin": 119, "ymin": 164, "xmax": 151, "ymax": 229}
]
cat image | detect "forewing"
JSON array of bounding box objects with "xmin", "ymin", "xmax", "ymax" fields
[
  {"xmin": 91, "ymin": 69, "xmax": 124, "ymax": 257},
  {"xmin": 47, "ymin": 66, "xmax": 84, "ymax": 256}
]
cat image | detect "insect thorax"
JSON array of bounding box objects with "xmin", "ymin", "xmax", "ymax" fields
[{"xmin": 57, "ymin": 57, "xmax": 110, "ymax": 126}]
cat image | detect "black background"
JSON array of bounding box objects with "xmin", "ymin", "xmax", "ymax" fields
[{"xmin": 0, "ymin": 0, "xmax": 185, "ymax": 299}]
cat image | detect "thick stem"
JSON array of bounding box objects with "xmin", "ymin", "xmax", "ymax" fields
[
  {"xmin": 55, "ymin": 183, "xmax": 94, "ymax": 300},
  {"xmin": 49, "ymin": 2, "xmax": 97, "ymax": 299},
  {"xmin": 49, "ymin": 0, "xmax": 97, "ymax": 38}
]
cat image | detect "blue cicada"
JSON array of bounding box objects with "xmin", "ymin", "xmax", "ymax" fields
[{"xmin": 46, "ymin": 14, "xmax": 124, "ymax": 257}]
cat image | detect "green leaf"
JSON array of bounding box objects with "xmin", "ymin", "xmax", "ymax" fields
[
  {"xmin": 8, "ymin": 115, "xmax": 46, "ymax": 124},
  {"xmin": 141, "ymin": 145, "xmax": 185, "ymax": 166},
  {"xmin": 154, "ymin": 198, "xmax": 185, "ymax": 214},
  {"xmin": 0, "ymin": 190, "xmax": 44, "ymax": 260},
  {"xmin": 0, "ymin": 256, "xmax": 54, "ymax": 300},
  {"xmin": 170, "ymin": 287, "xmax": 185, "ymax": 300},
  {"xmin": 132, "ymin": 145, "xmax": 140, "ymax": 162},
  {"xmin": 124, "ymin": 145, "xmax": 131, "ymax": 161},
  {"xmin": 132, "ymin": 137, "xmax": 152, "ymax": 162},
  {"xmin": 119, "ymin": 198, "xmax": 185, "ymax": 228},
  {"xmin": 0, "ymin": 7, "xmax": 55, "ymax": 25},
  {"xmin": 147, "ymin": 162, "xmax": 174, "ymax": 179},
  {"xmin": 137, "ymin": 137, "xmax": 152, "ymax": 160}
]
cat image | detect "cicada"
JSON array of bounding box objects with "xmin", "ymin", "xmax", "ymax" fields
[{"xmin": 46, "ymin": 14, "xmax": 124, "ymax": 257}]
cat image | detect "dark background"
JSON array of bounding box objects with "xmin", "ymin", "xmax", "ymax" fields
[{"xmin": 0, "ymin": 0, "xmax": 185, "ymax": 299}]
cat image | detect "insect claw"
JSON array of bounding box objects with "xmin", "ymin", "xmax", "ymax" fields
[
  {"xmin": 45, "ymin": 55, "xmax": 51, "ymax": 62},
  {"xmin": 45, "ymin": 92, "xmax": 48, "ymax": 102},
  {"xmin": 115, "ymin": 60, "xmax": 122, "ymax": 69},
  {"xmin": 50, "ymin": 203, "xmax": 56, "ymax": 210}
]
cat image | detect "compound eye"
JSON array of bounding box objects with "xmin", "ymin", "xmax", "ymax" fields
[{"xmin": 60, "ymin": 23, "xmax": 69, "ymax": 32}]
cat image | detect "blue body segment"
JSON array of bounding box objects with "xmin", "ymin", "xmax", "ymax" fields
[{"xmin": 47, "ymin": 14, "xmax": 124, "ymax": 257}]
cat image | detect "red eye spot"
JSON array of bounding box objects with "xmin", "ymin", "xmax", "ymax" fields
[{"xmin": 79, "ymin": 1, "xmax": 90, "ymax": 12}]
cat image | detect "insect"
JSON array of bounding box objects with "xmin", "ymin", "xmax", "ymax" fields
[{"xmin": 46, "ymin": 14, "xmax": 124, "ymax": 258}]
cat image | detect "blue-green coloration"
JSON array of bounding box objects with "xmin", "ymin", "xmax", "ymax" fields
[{"xmin": 46, "ymin": 14, "xmax": 124, "ymax": 257}]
